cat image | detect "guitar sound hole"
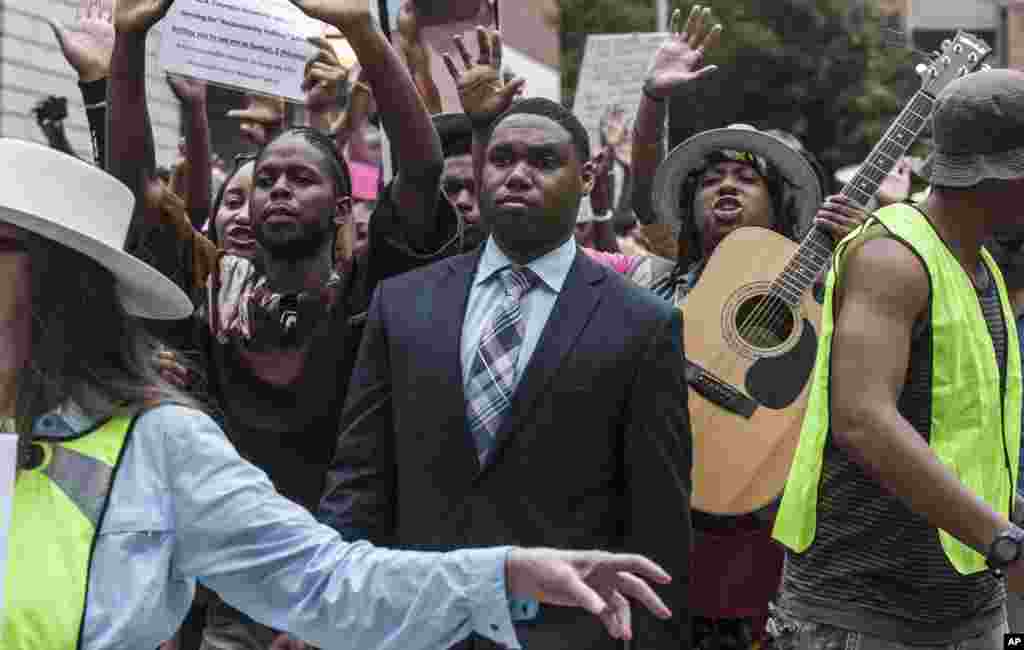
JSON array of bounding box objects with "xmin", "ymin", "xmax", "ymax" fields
[{"xmin": 734, "ymin": 294, "xmax": 794, "ymax": 349}]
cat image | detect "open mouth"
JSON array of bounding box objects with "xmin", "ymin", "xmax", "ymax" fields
[{"xmin": 712, "ymin": 196, "xmax": 743, "ymax": 221}]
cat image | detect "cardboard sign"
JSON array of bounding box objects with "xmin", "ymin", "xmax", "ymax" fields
[
  {"xmin": 0, "ymin": 434, "xmax": 18, "ymax": 618},
  {"xmin": 573, "ymin": 33, "xmax": 666, "ymax": 219},
  {"xmin": 573, "ymin": 32, "xmax": 667, "ymax": 156},
  {"xmin": 158, "ymin": 0, "xmax": 331, "ymax": 102}
]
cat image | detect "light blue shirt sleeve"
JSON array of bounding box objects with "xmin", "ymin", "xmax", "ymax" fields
[{"xmin": 156, "ymin": 406, "xmax": 521, "ymax": 650}]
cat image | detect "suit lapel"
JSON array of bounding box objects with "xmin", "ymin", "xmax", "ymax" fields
[
  {"xmin": 431, "ymin": 251, "xmax": 483, "ymax": 476},
  {"xmin": 479, "ymin": 250, "xmax": 607, "ymax": 476}
]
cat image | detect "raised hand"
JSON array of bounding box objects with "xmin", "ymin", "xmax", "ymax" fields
[
  {"xmin": 114, "ymin": 0, "xmax": 175, "ymax": 34},
  {"xmin": 876, "ymin": 156, "xmax": 913, "ymax": 207},
  {"xmin": 442, "ymin": 27, "xmax": 525, "ymax": 126},
  {"xmin": 166, "ymin": 74, "xmax": 207, "ymax": 107},
  {"xmin": 814, "ymin": 194, "xmax": 869, "ymax": 241},
  {"xmin": 644, "ymin": 4, "xmax": 723, "ymax": 100},
  {"xmin": 396, "ymin": 0, "xmax": 443, "ymax": 114},
  {"xmin": 302, "ymin": 36, "xmax": 349, "ymax": 111},
  {"xmin": 47, "ymin": 0, "xmax": 115, "ymax": 82},
  {"xmin": 286, "ymin": 0, "xmax": 374, "ymax": 35},
  {"xmin": 506, "ymin": 549, "xmax": 673, "ymax": 641}
]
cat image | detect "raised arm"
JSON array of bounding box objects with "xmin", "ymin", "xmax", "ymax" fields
[
  {"xmin": 441, "ymin": 27, "xmax": 525, "ymax": 185},
  {"xmin": 108, "ymin": 0, "xmax": 173, "ymax": 239},
  {"xmin": 288, "ymin": 0, "xmax": 443, "ymax": 251},
  {"xmin": 47, "ymin": 0, "xmax": 116, "ymax": 166},
  {"xmin": 632, "ymin": 5, "xmax": 721, "ymax": 224},
  {"xmin": 395, "ymin": 0, "xmax": 443, "ymax": 115},
  {"xmin": 167, "ymin": 75, "xmax": 212, "ymax": 230}
]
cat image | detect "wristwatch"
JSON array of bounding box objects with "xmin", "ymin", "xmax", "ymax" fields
[{"xmin": 985, "ymin": 525, "xmax": 1024, "ymax": 573}]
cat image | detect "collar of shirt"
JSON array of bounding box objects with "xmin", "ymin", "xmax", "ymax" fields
[
  {"xmin": 474, "ymin": 235, "xmax": 578, "ymax": 294},
  {"xmin": 32, "ymin": 401, "xmax": 98, "ymax": 439}
]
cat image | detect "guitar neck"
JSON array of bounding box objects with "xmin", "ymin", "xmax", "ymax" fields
[{"xmin": 769, "ymin": 90, "xmax": 936, "ymax": 307}]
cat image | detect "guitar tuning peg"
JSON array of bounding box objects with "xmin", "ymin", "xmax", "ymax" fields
[
  {"xmin": 941, "ymin": 39, "xmax": 952, "ymax": 50},
  {"xmin": 915, "ymin": 63, "xmax": 930, "ymax": 78},
  {"xmin": 968, "ymin": 52, "xmax": 978, "ymax": 64},
  {"xmin": 959, "ymin": 66, "xmax": 968, "ymax": 77},
  {"xmin": 953, "ymin": 43, "xmax": 963, "ymax": 55},
  {"xmin": 982, "ymin": 63, "xmax": 992, "ymax": 72},
  {"xmin": 931, "ymin": 50, "xmax": 942, "ymax": 60}
]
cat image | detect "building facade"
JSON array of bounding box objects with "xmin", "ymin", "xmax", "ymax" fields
[
  {"xmin": 0, "ymin": 0, "xmax": 182, "ymax": 166},
  {"xmin": 878, "ymin": 0, "xmax": 1024, "ymax": 68}
]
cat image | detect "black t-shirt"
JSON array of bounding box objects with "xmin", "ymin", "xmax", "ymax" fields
[
  {"xmin": 143, "ymin": 187, "xmax": 460, "ymax": 511},
  {"xmin": 208, "ymin": 189, "xmax": 460, "ymax": 510}
]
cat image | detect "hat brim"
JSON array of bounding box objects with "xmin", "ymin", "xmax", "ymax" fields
[
  {"xmin": 652, "ymin": 128, "xmax": 823, "ymax": 238},
  {"xmin": 920, "ymin": 145, "xmax": 1024, "ymax": 188},
  {"xmin": 0, "ymin": 204, "xmax": 194, "ymax": 320}
]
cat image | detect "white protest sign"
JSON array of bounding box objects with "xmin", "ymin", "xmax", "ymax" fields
[
  {"xmin": 158, "ymin": 0, "xmax": 327, "ymax": 103},
  {"xmin": 0, "ymin": 434, "xmax": 18, "ymax": 619},
  {"xmin": 573, "ymin": 33, "xmax": 666, "ymax": 219}
]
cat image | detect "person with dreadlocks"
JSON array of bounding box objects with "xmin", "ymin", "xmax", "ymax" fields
[{"xmin": 626, "ymin": 6, "xmax": 873, "ymax": 650}]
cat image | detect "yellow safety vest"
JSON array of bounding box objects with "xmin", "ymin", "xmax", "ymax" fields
[
  {"xmin": 1, "ymin": 410, "xmax": 139, "ymax": 649},
  {"xmin": 773, "ymin": 203, "xmax": 1023, "ymax": 574}
]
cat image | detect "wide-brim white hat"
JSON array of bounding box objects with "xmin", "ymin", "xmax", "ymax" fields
[
  {"xmin": 0, "ymin": 138, "xmax": 193, "ymax": 320},
  {"xmin": 652, "ymin": 125, "xmax": 823, "ymax": 238}
]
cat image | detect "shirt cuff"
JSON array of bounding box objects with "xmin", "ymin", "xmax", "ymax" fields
[
  {"xmin": 463, "ymin": 547, "xmax": 521, "ymax": 649},
  {"xmin": 78, "ymin": 78, "xmax": 107, "ymax": 109}
]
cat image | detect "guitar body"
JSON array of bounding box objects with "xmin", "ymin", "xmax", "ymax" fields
[{"xmin": 682, "ymin": 227, "xmax": 822, "ymax": 515}]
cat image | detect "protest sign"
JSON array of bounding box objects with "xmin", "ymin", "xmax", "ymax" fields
[
  {"xmin": 573, "ymin": 33, "xmax": 666, "ymax": 219},
  {"xmin": 159, "ymin": 0, "xmax": 337, "ymax": 102},
  {"xmin": 573, "ymin": 33, "xmax": 666, "ymax": 157},
  {"xmin": 0, "ymin": 434, "xmax": 17, "ymax": 618}
]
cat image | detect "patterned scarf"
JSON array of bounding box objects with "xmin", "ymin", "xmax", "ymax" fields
[{"xmin": 204, "ymin": 254, "xmax": 341, "ymax": 348}]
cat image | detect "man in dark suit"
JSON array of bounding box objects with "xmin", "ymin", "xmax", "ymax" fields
[{"xmin": 320, "ymin": 96, "xmax": 692, "ymax": 649}]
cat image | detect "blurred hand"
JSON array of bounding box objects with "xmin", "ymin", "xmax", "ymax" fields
[
  {"xmin": 442, "ymin": 27, "xmax": 525, "ymax": 126},
  {"xmin": 154, "ymin": 349, "xmax": 191, "ymax": 390},
  {"xmin": 644, "ymin": 4, "xmax": 723, "ymax": 101},
  {"xmin": 302, "ymin": 36, "xmax": 350, "ymax": 112},
  {"xmin": 47, "ymin": 0, "xmax": 115, "ymax": 82},
  {"xmin": 814, "ymin": 194, "xmax": 869, "ymax": 241},
  {"xmin": 506, "ymin": 548, "xmax": 672, "ymax": 642},
  {"xmin": 166, "ymin": 74, "xmax": 207, "ymax": 107},
  {"xmin": 114, "ymin": 0, "xmax": 175, "ymax": 34},
  {"xmin": 876, "ymin": 156, "xmax": 913, "ymax": 207}
]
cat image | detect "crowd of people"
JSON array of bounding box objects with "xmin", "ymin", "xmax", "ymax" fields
[{"xmin": 6, "ymin": 0, "xmax": 1024, "ymax": 649}]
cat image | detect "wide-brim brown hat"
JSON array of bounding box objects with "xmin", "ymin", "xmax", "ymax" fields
[
  {"xmin": 0, "ymin": 138, "xmax": 193, "ymax": 320},
  {"xmin": 652, "ymin": 124, "xmax": 823, "ymax": 238}
]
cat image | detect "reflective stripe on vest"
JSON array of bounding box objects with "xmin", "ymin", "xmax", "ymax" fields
[
  {"xmin": 1, "ymin": 411, "xmax": 137, "ymax": 649},
  {"xmin": 772, "ymin": 203, "xmax": 1023, "ymax": 574}
]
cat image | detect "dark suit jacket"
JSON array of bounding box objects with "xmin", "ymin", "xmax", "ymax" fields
[{"xmin": 320, "ymin": 246, "xmax": 693, "ymax": 649}]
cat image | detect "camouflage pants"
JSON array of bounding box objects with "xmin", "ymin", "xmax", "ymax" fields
[{"xmin": 763, "ymin": 604, "xmax": 1008, "ymax": 650}]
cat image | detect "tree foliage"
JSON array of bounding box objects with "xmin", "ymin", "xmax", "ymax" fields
[{"xmin": 560, "ymin": 0, "xmax": 922, "ymax": 182}]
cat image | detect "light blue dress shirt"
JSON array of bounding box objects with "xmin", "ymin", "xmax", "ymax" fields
[
  {"xmin": 26, "ymin": 402, "xmax": 520, "ymax": 650},
  {"xmin": 461, "ymin": 235, "xmax": 578, "ymax": 388}
]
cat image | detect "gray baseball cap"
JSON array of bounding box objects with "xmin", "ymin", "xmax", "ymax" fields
[{"xmin": 920, "ymin": 68, "xmax": 1024, "ymax": 187}]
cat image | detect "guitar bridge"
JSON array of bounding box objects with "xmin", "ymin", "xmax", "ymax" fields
[{"xmin": 685, "ymin": 360, "xmax": 758, "ymax": 419}]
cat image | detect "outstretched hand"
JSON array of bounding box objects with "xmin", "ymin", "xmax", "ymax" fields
[
  {"xmin": 506, "ymin": 549, "xmax": 672, "ymax": 641},
  {"xmin": 114, "ymin": 0, "xmax": 175, "ymax": 34},
  {"xmin": 47, "ymin": 0, "xmax": 115, "ymax": 82},
  {"xmin": 442, "ymin": 27, "xmax": 525, "ymax": 126},
  {"xmin": 644, "ymin": 4, "xmax": 723, "ymax": 100}
]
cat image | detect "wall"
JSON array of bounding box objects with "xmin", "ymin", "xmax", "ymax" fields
[{"xmin": 0, "ymin": 0, "xmax": 181, "ymax": 166}]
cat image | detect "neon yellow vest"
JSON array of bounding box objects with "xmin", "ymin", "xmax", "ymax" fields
[
  {"xmin": 773, "ymin": 203, "xmax": 1023, "ymax": 574},
  {"xmin": 1, "ymin": 411, "xmax": 137, "ymax": 649}
]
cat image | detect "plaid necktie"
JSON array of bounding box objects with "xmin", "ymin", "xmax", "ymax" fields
[{"xmin": 466, "ymin": 266, "xmax": 541, "ymax": 465}]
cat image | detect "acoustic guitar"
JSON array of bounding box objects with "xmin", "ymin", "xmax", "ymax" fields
[{"xmin": 682, "ymin": 31, "xmax": 993, "ymax": 515}]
